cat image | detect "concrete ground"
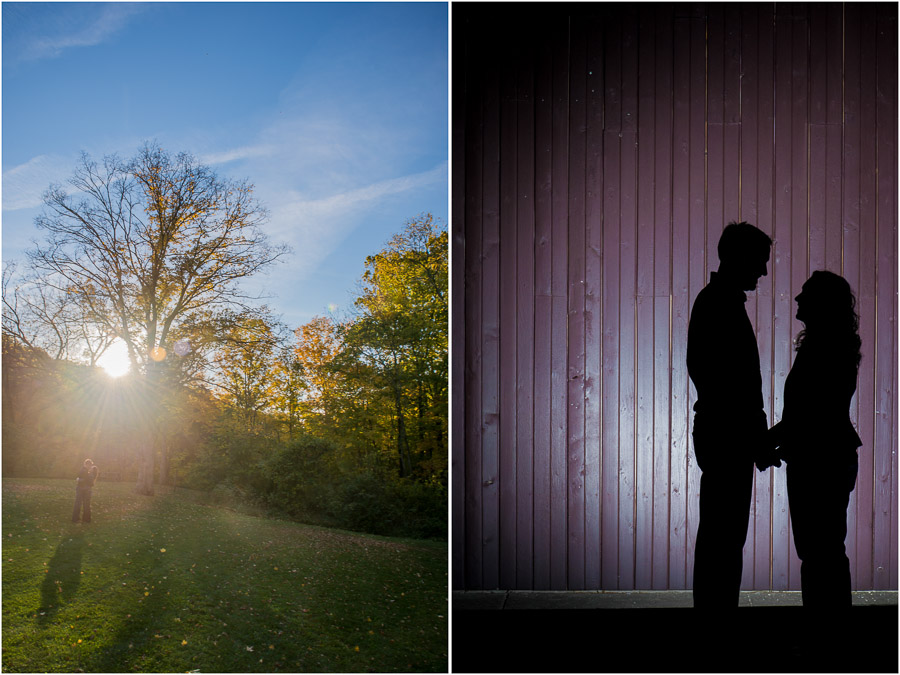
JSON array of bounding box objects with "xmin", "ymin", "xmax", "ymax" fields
[
  {"xmin": 453, "ymin": 591, "xmax": 899, "ymax": 673},
  {"xmin": 454, "ymin": 589, "xmax": 899, "ymax": 609}
]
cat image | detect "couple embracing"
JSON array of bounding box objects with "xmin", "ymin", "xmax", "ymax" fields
[{"xmin": 688, "ymin": 222, "xmax": 862, "ymax": 610}]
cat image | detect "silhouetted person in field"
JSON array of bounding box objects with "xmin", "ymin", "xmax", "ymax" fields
[
  {"xmin": 687, "ymin": 221, "xmax": 779, "ymax": 608},
  {"xmin": 769, "ymin": 271, "xmax": 862, "ymax": 608},
  {"xmin": 72, "ymin": 459, "xmax": 99, "ymax": 523}
]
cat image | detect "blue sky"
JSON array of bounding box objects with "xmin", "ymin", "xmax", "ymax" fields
[{"xmin": 2, "ymin": 2, "xmax": 448, "ymax": 331}]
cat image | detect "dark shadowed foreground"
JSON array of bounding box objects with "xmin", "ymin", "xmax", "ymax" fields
[{"xmin": 453, "ymin": 592, "xmax": 898, "ymax": 673}]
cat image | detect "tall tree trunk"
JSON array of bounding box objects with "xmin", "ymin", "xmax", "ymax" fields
[
  {"xmin": 394, "ymin": 386, "xmax": 411, "ymax": 477},
  {"xmin": 135, "ymin": 439, "xmax": 155, "ymax": 495},
  {"xmin": 134, "ymin": 362, "xmax": 160, "ymax": 496},
  {"xmin": 159, "ymin": 443, "xmax": 170, "ymax": 486}
]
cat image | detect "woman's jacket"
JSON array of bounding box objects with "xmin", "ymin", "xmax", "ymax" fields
[{"xmin": 771, "ymin": 336, "xmax": 862, "ymax": 463}]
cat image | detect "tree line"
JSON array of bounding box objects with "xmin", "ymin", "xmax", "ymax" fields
[{"xmin": 2, "ymin": 144, "xmax": 447, "ymax": 539}]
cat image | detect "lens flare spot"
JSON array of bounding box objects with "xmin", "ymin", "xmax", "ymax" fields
[
  {"xmin": 150, "ymin": 346, "xmax": 167, "ymax": 362},
  {"xmin": 174, "ymin": 340, "xmax": 192, "ymax": 356}
]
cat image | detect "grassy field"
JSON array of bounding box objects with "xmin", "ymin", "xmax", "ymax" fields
[{"xmin": 2, "ymin": 478, "xmax": 448, "ymax": 673}]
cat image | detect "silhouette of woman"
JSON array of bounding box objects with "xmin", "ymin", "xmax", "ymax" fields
[
  {"xmin": 72, "ymin": 459, "xmax": 99, "ymax": 523},
  {"xmin": 769, "ymin": 271, "xmax": 862, "ymax": 607}
]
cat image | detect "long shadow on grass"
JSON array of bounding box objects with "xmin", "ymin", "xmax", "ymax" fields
[
  {"xmin": 37, "ymin": 531, "xmax": 85, "ymax": 625},
  {"xmin": 77, "ymin": 496, "xmax": 293, "ymax": 673}
]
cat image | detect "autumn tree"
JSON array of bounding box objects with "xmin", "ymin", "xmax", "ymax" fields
[
  {"xmin": 209, "ymin": 311, "xmax": 283, "ymax": 431},
  {"xmin": 340, "ymin": 214, "xmax": 448, "ymax": 479},
  {"xmin": 27, "ymin": 143, "xmax": 288, "ymax": 495},
  {"xmin": 270, "ymin": 345, "xmax": 304, "ymax": 442},
  {"xmin": 293, "ymin": 315, "xmax": 345, "ymax": 426}
]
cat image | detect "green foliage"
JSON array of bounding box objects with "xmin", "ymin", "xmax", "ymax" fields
[
  {"xmin": 327, "ymin": 473, "xmax": 447, "ymax": 540},
  {"xmin": 258, "ymin": 437, "xmax": 446, "ymax": 539},
  {"xmin": 260, "ymin": 435, "xmax": 341, "ymax": 523}
]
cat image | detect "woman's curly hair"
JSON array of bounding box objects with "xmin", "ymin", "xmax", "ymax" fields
[{"xmin": 795, "ymin": 270, "xmax": 862, "ymax": 369}]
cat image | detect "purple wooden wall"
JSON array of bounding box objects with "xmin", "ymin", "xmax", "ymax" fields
[{"xmin": 452, "ymin": 3, "xmax": 898, "ymax": 591}]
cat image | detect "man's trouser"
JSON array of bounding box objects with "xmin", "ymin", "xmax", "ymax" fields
[{"xmin": 692, "ymin": 455, "xmax": 755, "ymax": 608}]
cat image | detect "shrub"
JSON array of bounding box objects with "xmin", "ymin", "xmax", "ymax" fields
[{"xmin": 258, "ymin": 436, "xmax": 446, "ymax": 539}]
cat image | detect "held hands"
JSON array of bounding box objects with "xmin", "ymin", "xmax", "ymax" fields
[{"xmin": 754, "ymin": 427, "xmax": 783, "ymax": 472}]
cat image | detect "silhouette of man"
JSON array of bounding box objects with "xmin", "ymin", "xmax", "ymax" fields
[{"xmin": 687, "ymin": 222, "xmax": 777, "ymax": 608}]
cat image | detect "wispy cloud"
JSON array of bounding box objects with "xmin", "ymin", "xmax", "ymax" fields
[
  {"xmin": 2, "ymin": 154, "xmax": 72, "ymax": 211},
  {"xmin": 278, "ymin": 162, "xmax": 447, "ymax": 221},
  {"xmin": 267, "ymin": 161, "xmax": 447, "ymax": 263},
  {"xmin": 245, "ymin": 161, "xmax": 447, "ymax": 323},
  {"xmin": 199, "ymin": 144, "xmax": 277, "ymax": 167},
  {"xmin": 15, "ymin": 4, "xmax": 149, "ymax": 63}
]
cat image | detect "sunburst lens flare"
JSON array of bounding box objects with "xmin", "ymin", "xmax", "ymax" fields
[{"xmin": 97, "ymin": 340, "xmax": 131, "ymax": 378}]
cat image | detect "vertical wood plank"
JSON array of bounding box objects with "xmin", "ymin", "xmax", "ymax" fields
[
  {"xmin": 617, "ymin": 7, "xmax": 639, "ymax": 590},
  {"xmin": 549, "ymin": 17, "xmax": 570, "ymax": 589},
  {"xmin": 515, "ymin": 41, "xmax": 536, "ymax": 591},
  {"xmin": 463, "ymin": 32, "xmax": 485, "ymax": 589},
  {"xmin": 498, "ymin": 52, "xmax": 518, "ymax": 590},
  {"xmin": 652, "ymin": 4, "xmax": 674, "ymax": 590},
  {"xmin": 669, "ymin": 13, "xmax": 692, "ymax": 591},
  {"xmin": 533, "ymin": 35, "xmax": 553, "ymax": 590},
  {"xmin": 809, "ymin": 6, "xmax": 828, "ymax": 126},
  {"xmin": 873, "ymin": 4, "xmax": 897, "ymax": 590},
  {"xmin": 567, "ymin": 17, "xmax": 587, "ymax": 590},
  {"xmin": 532, "ymin": 33, "xmax": 554, "ymax": 591},
  {"xmin": 808, "ymin": 121, "xmax": 827, "ymax": 271},
  {"xmin": 583, "ymin": 15, "xmax": 604, "ymax": 591},
  {"xmin": 888, "ymin": 5, "xmax": 900, "ymax": 591},
  {"xmin": 480, "ymin": 59, "xmax": 501, "ymax": 590},
  {"xmin": 824, "ymin": 4, "xmax": 844, "ymax": 274},
  {"xmin": 706, "ymin": 4, "xmax": 725, "ymax": 259},
  {"xmin": 601, "ymin": 11, "xmax": 623, "ymax": 590},
  {"xmin": 634, "ymin": 5, "xmax": 656, "ymax": 590},
  {"xmin": 857, "ymin": 3, "xmax": 879, "ymax": 592},
  {"xmin": 723, "ymin": 6, "xmax": 742, "ymax": 223}
]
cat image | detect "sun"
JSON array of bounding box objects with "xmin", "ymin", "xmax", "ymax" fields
[{"xmin": 97, "ymin": 340, "xmax": 131, "ymax": 378}]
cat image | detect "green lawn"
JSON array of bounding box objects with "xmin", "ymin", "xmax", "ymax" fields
[{"xmin": 2, "ymin": 478, "xmax": 448, "ymax": 672}]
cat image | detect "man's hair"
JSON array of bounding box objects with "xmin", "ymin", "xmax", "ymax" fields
[{"xmin": 717, "ymin": 221, "xmax": 772, "ymax": 264}]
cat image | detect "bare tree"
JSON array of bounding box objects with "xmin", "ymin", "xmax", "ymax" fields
[
  {"xmin": 2, "ymin": 262, "xmax": 117, "ymax": 365},
  {"xmin": 28, "ymin": 143, "xmax": 289, "ymax": 494}
]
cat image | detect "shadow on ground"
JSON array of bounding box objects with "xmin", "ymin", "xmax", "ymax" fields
[
  {"xmin": 453, "ymin": 607, "xmax": 899, "ymax": 673},
  {"xmin": 37, "ymin": 531, "xmax": 85, "ymax": 626}
]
